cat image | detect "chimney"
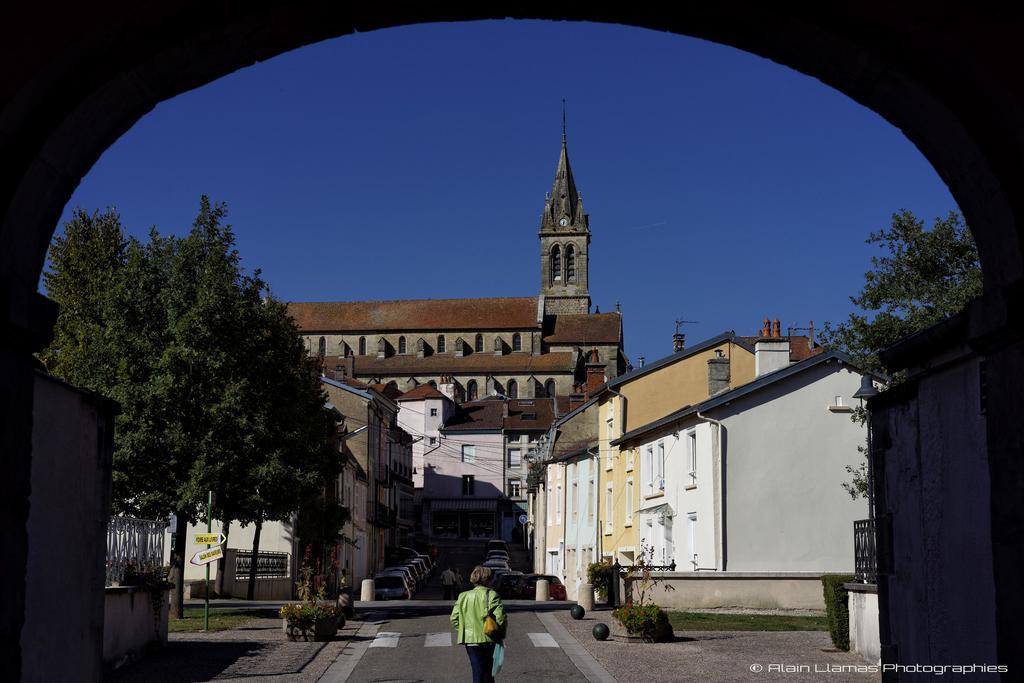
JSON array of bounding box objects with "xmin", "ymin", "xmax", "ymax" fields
[
  {"xmin": 568, "ymin": 383, "xmax": 586, "ymax": 411},
  {"xmin": 761, "ymin": 318, "xmax": 771, "ymax": 337},
  {"xmin": 638, "ymin": 356, "xmax": 645, "ymax": 368},
  {"xmin": 585, "ymin": 349, "xmax": 605, "ymax": 398},
  {"xmin": 755, "ymin": 327, "xmax": 791, "ymax": 376},
  {"xmin": 808, "ymin": 320, "xmax": 815, "ymax": 346},
  {"xmin": 708, "ymin": 355, "xmax": 730, "ymax": 395},
  {"xmin": 772, "ymin": 319, "xmax": 782, "ymax": 338},
  {"xmin": 672, "ymin": 332, "xmax": 685, "ymax": 353},
  {"xmin": 438, "ymin": 374, "xmax": 457, "ymax": 402}
]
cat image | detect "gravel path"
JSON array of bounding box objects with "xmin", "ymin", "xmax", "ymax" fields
[
  {"xmin": 106, "ymin": 615, "xmax": 360, "ymax": 682},
  {"xmin": 553, "ymin": 609, "xmax": 879, "ymax": 683}
]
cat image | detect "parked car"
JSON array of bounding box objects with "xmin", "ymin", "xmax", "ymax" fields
[
  {"xmin": 517, "ymin": 574, "xmax": 567, "ymax": 600},
  {"xmin": 374, "ymin": 575, "xmax": 411, "ymax": 600},
  {"xmin": 494, "ymin": 571, "xmax": 524, "ymax": 599},
  {"xmin": 380, "ymin": 566, "xmax": 417, "ymax": 593},
  {"xmin": 485, "ymin": 539, "xmax": 509, "ymax": 555},
  {"xmin": 407, "ymin": 557, "xmax": 431, "ymax": 577}
]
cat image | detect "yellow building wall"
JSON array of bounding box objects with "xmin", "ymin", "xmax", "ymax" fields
[{"xmin": 599, "ymin": 341, "xmax": 755, "ymax": 565}]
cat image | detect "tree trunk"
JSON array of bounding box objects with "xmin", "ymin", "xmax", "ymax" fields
[
  {"xmin": 246, "ymin": 518, "xmax": 262, "ymax": 601},
  {"xmin": 170, "ymin": 510, "xmax": 188, "ymax": 619},
  {"xmin": 216, "ymin": 519, "xmax": 230, "ymax": 597}
]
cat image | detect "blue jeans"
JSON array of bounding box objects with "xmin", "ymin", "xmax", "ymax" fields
[{"xmin": 465, "ymin": 643, "xmax": 495, "ymax": 683}]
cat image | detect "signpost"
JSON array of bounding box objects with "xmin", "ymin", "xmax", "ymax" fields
[
  {"xmin": 189, "ymin": 546, "xmax": 224, "ymax": 566},
  {"xmin": 194, "ymin": 533, "xmax": 226, "ymax": 546}
]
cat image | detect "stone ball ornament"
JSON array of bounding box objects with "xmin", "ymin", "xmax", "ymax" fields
[
  {"xmin": 570, "ymin": 605, "xmax": 585, "ymax": 620},
  {"xmin": 592, "ymin": 622, "xmax": 610, "ymax": 641}
]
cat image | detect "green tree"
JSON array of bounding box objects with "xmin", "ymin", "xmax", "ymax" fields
[
  {"xmin": 820, "ymin": 209, "xmax": 982, "ymax": 497},
  {"xmin": 43, "ymin": 197, "xmax": 339, "ymax": 616}
]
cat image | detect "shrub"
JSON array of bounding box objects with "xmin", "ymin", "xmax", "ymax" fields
[
  {"xmin": 612, "ymin": 602, "xmax": 673, "ymax": 642},
  {"xmin": 822, "ymin": 574, "xmax": 855, "ymax": 650},
  {"xmin": 587, "ymin": 561, "xmax": 612, "ymax": 599}
]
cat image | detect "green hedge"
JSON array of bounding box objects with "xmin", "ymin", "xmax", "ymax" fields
[
  {"xmin": 821, "ymin": 574, "xmax": 855, "ymax": 651},
  {"xmin": 587, "ymin": 561, "xmax": 612, "ymax": 600}
]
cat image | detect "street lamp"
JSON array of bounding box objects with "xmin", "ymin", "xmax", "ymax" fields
[{"xmin": 853, "ymin": 375, "xmax": 879, "ymax": 520}]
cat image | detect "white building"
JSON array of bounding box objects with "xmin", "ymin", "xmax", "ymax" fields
[{"xmin": 612, "ymin": 350, "xmax": 875, "ymax": 574}]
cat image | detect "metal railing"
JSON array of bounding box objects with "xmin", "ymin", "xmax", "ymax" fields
[
  {"xmin": 235, "ymin": 550, "xmax": 290, "ymax": 578},
  {"xmin": 854, "ymin": 518, "xmax": 877, "ymax": 582},
  {"xmin": 106, "ymin": 516, "xmax": 166, "ymax": 585}
]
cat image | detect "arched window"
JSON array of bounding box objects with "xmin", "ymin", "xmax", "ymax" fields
[
  {"xmin": 475, "ymin": 334, "xmax": 484, "ymax": 353},
  {"xmin": 358, "ymin": 337, "xmax": 366, "ymax": 356},
  {"xmin": 428, "ymin": 380, "xmax": 437, "ymax": 389},
  {"xmin": 545, "ymin": 379, "xmax": 556, "ymax": 398},
  {"xmin": 551, "ymin": 245, "xmax": 562, "ymax": 282},
  {"xmin": 508, "ymin": 380, "xmax": 518, "ymax": 399},
  {"xmin": 318, "ymin": 336, "xmax": 326, "ymax": 356},
  {"xmin": 512, "ymin": 333, "xmax": 522, "ymax": 352},
  {"xmin": 566, "ymin": 244, "xmax": 576, "ymax": 283},
  {"xmin": 467, "ymin": 380, "xmax": 478, "ymax": 401},
  {"xmin": 437, "ymin": 335, "xmax": 446, "ymax": 353},
  {"xmin": 398, "ymin": 336, "xmax": 407, "ymax": 354}
]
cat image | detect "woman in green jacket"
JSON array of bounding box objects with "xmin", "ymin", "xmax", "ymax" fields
[{"xmin": 450, "ymin": 565, "xmax": 507, "ymax": 682}]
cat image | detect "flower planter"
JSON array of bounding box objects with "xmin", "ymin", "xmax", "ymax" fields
[
  {"xmin": 282, "ymin": 614, "xmax": 339, "ymax": 642},
  {"xmin": 611, "ymin": 606, "xmax": 674, "ymax": 643}
]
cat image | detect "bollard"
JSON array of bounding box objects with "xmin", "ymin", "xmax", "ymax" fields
[
  {"xmin": 536, "ymin": 579, "xmax": 550, "ymax": 601},
  {"xmin": 361, "ymin": 578, "xmax": 375, "ymax": 601},
  {"xmin": 578, "ymin": 583, "xmax": 594, "ymax": 611}
]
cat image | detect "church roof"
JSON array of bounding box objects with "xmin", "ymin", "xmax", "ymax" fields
[
  {"xmin": 543, "ymin": 313, "xmax": 621, "ymax": 344},
  {"xmin": 352, "ymin": 351, "xmax": 575, "ymax": 376},
  {"xmin": 287, "ymin": 297, "xmax": 539, "ymax": 332}
]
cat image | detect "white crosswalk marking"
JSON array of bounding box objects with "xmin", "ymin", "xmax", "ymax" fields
[
  {"xmin": 369, "ymin": 631, "xmax": 401, "ymax": 648},
  {"xmin": 527, "ymin": 632, "xmax": 560, "ymax": 648},
  {"xmin": 425, "ymin": 632, "xmax": 452, "ymax": 647}
]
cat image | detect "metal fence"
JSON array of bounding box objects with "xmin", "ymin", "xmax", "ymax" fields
[
  {"xmin": 235, "ymin": 550, "xmax": 290, "ymax": 578},
  {"xmin": 854, "ymin": 518, "xmax": 877, "ymax": 582},
  {"xmin": 106, "ymin": 516, "xmax": 166, "ymax": 585}
]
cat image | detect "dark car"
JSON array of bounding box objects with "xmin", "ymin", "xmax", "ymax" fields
[
  {"xmin": 518, "ymin": 574, "xmax": 567, "ymax": 600},
  {"xmin": 494, "ymin": 571, "xmax": 524, "ymax": 598}
]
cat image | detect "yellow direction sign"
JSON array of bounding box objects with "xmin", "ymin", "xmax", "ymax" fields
[
  {"xmin": 194, "ymin": 533, "xmax": 226, "ymax": 545},
  {"xmin": 190, "ymin": 546, "xmax": 224, "ymax": 566}
]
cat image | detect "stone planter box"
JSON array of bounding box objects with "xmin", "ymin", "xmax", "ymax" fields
[
  {"xmin": 282, "ymin": 614, "xmax": 342, "ymax": 642},
  {"xmin": 610, "ymin": 610, "xmax": 673, "ymax": 642}
]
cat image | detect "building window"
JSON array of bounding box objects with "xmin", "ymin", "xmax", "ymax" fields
[
  {"xmin": 461, "ymin": 445, "xmax": 475, "ymax": 463},
  {"xmin": 467, "ymin": 380, "xmax": 478, "ymax": 401},
  {"xmin": 605, "ymin": 484, "xmax": 613, "ymax": 534},
  {"xmin": 429, "ymin": 436, "xmax": 437, "ymax": 446},
  {"xmin": 398, "ymin": 336, "xmax": 407, "ymax": 354},
  {"xmin": 644, "ymin": 446, "xmax": 654, "ymax": 495},
  {"xmin": 626, "ymin": 448, "xmax": 634, "ymax": 472},
  {"xmin": 428, "ymin": 380, "xmax": 437, "ymax": 388},
  {"xmin": 437, "ymin": 335, "xmax": 446, "ymax": 353},
  {"xmin": 508, "ymin": 448, "xmax": 521, "ymax": 467},
  {"xmin": 551, "ymin": 245, "xmax": 562, "ymax": 282},
  {"xmin": 318, "ymin": 336, "xmax": 326, "ymax": 356},
  {"xmin": 358, "ymin": 337, "xmax": 366, "ymax": 356},
  {"xmin": 430, "ymin": 408, "xmax": 438, "ymax": 417},
  {"xmin": 475, "ymin": 334, "xmax": 484, "ymax": 353},
  {"xmin": 508, "ymin": 380, "xmax": 518, "ymax": 398},
  {"xmin": 686, "ymin": 430, "xmax": 697, "ymax": 485},
  {"xmin": 509, "ymin": 433, "xmax": 521, "ymax": 442},
  {"xmin": 544, "ymin": 379, "xmax": 556, "ymax": 397},
  {"xmin": 657, "ymin": 442, "xmax": 666, "ymax": 491},
  {"xmin": 566, "ymin": 244, "xmax": 576, "ymax": 283},
  {"xmin": 462, "ymin": 475, "xmax": 475, "ymax": 495},
  {"xmin": 509, "ymin": 479, "xmax": 522, "ymax": 498},
  {"xmin": 625, "ymin": 478, "xmax": 634, "ymax": 526},
  {"xmin": 512, "ymin": 333, "xmax": 522, "ymax": 351}
]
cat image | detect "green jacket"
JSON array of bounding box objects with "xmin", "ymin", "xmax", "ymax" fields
[{"xmin": 450, "ymin": 585, "xmax": 507, "ymax": 644}]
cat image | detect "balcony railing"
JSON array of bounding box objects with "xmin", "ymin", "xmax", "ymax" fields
[{"xmin": 854, "ymin": 518, "xmax": 877, "ymax": 583}]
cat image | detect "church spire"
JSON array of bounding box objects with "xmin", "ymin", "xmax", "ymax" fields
[{"xmin": 541, "ymin": 108, "xmax": 586, "ymax": 232}]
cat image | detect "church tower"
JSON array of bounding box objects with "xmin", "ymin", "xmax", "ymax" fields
[{"xmin": 539, "ymin": 127, "xmax": 591, "ymax": 315}]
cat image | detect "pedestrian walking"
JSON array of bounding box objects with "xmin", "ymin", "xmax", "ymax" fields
[
  {"xmin": 450, "ymin": 566, "xmax": 507, "ymax": 683},
  {"xmin": 441, "ymin": 565, "xmax": 457, "ymax": 600},
  {"xmin": 454, "ymin": 568, "xmax": 465, "ymax": 593}
]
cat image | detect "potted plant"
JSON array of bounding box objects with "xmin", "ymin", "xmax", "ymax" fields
[
  {"xmin": 280, "ymin": 553, "xmax": 342, "ymax": 642},
  {"xmin": 610, "ymin": 542, "xmax": 673, "ymax": 642}
]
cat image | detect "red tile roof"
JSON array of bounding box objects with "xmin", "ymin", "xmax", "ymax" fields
[
  {"xmin": 543, "ymin": 313, "xmax": 621, "ymax": 344},
  {"xmin": 288, "ymin": 297, "xmax": 539, "ymax": 332},
  {"xmin": 396, "ymin": 385, "xmax": 449, "ymax": 401},
  {"xmin": 443, "ymin": 400, "xmax": 505, "ymax": 431},
  {"xmin": 351, "ymin": 352, "xmax": 575, "ymax": 376},
  {"xmin": 504, "ymin": 398, "xmax": 556, "ymax": 431}
]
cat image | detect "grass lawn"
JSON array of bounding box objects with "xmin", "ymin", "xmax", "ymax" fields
[
  {"xmin": 168, "ymin": 608, "xmax": 276, "ymax": 633},
  {"xmin": 666, "ymin": 611, "xmax": 828, "ymax": 632}
]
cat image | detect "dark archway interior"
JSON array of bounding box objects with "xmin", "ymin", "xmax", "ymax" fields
[{"xmin": 4, "ymin": 3, "xmax": 1024, "ymax": 679}]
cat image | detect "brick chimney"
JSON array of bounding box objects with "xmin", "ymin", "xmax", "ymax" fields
[
  {"xmin": 761, "ymin": 318, "xmax": 771, "ymax": 337},
  {"xmin": 438, "ymin": 374, "xmax": 458, "ymax": 402},
  {"xmin": 585, "ymin": 349, "xmax": 606, "ymax": 398},
  {"xmin": 772, "ymin": 319, "xmax": 782, "ymax": 338},
  {"xmin": 708, "ymin": 353, "xmax": 730, "ymax": 395},
  {"xmin": 755, "ymin": 317, "xmax": 790, "ymax": 376}
]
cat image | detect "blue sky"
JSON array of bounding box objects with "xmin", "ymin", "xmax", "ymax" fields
[{"xmin": 53, "ymin": 20, "xmax": 958, "ymax": 366}]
